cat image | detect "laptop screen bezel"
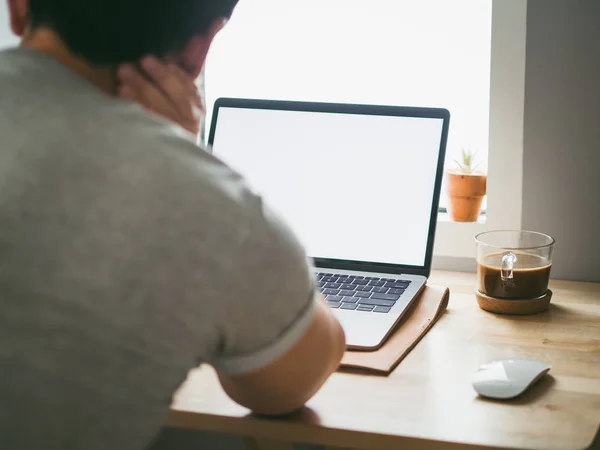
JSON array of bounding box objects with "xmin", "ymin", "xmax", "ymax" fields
[{"xmin": 208, "ymin": 97, "xmax": 450, "ymax": 278}]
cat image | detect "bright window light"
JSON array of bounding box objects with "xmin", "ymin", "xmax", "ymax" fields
[{"xmin": 204, "ymin": 0, "xmax": 493, "ymax": 209}]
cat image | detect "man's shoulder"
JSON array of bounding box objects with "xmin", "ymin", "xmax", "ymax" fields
[
  {"xmin": 119, "ymin": 113, "xmax": 252, "ymax": 205},
  {"xmin": 0, "ymin": 46, "xmax": 263, "ymax": 246},
  {"xmin": 125, "ymin": 112, "xmax": 277, "ymax": 236}
]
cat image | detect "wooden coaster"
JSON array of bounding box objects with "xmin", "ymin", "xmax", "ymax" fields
[{"xmin": 476, "ymin": 290, "xmax": 553, "ymax": 316}]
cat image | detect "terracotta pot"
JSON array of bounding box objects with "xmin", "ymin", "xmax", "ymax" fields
[{"xmin": 446, "ymin": 171, "xmax": 487, "ymax": 222}]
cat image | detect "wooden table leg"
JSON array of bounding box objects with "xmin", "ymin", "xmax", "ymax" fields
[{"xmin": 244, "ymin": 438, "xmax": 295, "ymax": 450}]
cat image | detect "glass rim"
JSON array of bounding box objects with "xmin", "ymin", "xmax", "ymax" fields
[{"xmin": 474, "ymin": 230, "xmax": 555, "ymax": 251}]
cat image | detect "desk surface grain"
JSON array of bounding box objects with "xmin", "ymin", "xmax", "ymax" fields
[{"xmin": 166, "ymin": 271, "xmax": 600, "ymax": 450}]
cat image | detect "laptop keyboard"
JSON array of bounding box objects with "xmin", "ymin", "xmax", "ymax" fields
[{"xmin": 316, "ymin": 272, "xmax": 412, "ymax": 314}]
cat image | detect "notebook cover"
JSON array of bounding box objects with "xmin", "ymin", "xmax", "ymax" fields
[{"xmin": 339, "ymin": 286, "xmax": 450, "ymax": 375}]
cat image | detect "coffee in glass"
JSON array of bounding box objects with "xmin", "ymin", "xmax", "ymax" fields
[{"xmin": 476, "ymin": 231, "xmax": 555, "ymax": 300}]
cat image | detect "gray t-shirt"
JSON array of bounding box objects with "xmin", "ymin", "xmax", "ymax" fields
[{"xmin": 0, "ymin": 48, "xmax": 316, "ymax": 450}]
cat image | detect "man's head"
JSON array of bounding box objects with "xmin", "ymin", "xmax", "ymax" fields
[{"xmin": 7, "ymin": 0, "xmax": 238, "ymax": 69}]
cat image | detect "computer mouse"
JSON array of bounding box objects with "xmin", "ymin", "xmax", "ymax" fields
[{"xmin": 472, "ymin": 359, "xmax": 551, "ymax": 400}]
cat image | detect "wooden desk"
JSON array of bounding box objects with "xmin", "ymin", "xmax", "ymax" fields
[{"xmin": 166, "ymin": 271, "xmax": 600, "ymax": 450}]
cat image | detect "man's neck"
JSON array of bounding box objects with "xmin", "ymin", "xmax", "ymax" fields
[{"xmin": 21, "ymin": 27, "xmax": 118, "ymax": 95}]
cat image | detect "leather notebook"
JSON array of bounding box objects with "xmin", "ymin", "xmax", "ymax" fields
[{"xmin": 339, "ymin": 286, "xmax": 450, "ymax": 375}]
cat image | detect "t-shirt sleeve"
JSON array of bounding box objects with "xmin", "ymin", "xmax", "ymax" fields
[{"xmin": 205, "ymin": 197, "xmax": 318, "ymax": 375}]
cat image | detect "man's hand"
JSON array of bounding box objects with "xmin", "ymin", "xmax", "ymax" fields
[{"xmin": 117, "ymin": 56, "xmax": 205, "ymax": 137}]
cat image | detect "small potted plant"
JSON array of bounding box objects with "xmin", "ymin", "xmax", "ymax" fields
[{"xmin": 446, "ymin": 149, "xmax": 487, "ymax": 222}]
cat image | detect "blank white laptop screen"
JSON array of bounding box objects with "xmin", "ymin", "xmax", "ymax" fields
[{"xmin": 211, "ymin": 106, "xmax": 444, "ymax": 267}]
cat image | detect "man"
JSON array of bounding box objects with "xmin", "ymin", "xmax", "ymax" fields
[{"xmin": 0, "ymin": 1, "xmax": 346, "ymax": 449}]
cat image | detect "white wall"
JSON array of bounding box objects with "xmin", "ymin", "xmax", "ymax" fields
[{"xmin": 522, "ymin": 0, "xmax": 600, "ymax": 282}]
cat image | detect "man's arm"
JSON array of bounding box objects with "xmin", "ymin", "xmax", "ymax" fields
[{"xmin": 217, "ymin": 296, "xmax": 345, "ymax": 416}]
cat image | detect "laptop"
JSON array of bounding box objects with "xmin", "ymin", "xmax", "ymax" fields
[{"xmin": 208, "ymin": 98, "xmax": 450, "ymax": 350}]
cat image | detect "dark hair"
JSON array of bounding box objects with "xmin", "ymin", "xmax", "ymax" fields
[{"xmin": 28, "ymin": 0, "xmax": 238, "ymax": 64}]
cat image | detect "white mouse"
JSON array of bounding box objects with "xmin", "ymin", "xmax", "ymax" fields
[{"xmin": 472, "ymin": 359, "xmax": 551, "ymax": 400}]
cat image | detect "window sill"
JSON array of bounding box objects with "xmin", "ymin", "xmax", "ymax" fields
[
  {"xmin": 437, "ymin": 211, "xmax": 487, "ymax": 225},
  {"xmin": 433, "ymin": 215, "xmax": 487, "ymax": 259}
]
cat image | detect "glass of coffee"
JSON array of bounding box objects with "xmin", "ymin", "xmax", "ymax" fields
[{"xmin": 476, "ymin": 231, "xmax": 555, "ymax": 299}]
